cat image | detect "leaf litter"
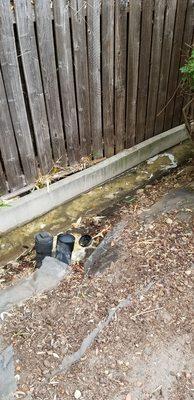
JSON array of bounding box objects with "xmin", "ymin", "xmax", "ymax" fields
[{"xmin": 0, "ymin": 164, "xmax": 193, "ymax": 400}]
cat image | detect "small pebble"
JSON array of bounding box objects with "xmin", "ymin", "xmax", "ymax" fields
[
  {"xmin": 74, "ymin": 390, "xmax": 82, "ymax": 399},
  {"xmin": 136, "ymin": 188, "xmax": 144, "ymax": 194},
  {"xmin": 166, "ymin": 218, "xmax": 173, "ymax": 224},
  {"xmin": 117, "ymin": 360, "xmax": 123, "ymax": 366}
]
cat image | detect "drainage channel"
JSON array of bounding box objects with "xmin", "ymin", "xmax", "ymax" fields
[{"xmin": 0, "ymin": 141, "xmax": 193, "ymax": 287}]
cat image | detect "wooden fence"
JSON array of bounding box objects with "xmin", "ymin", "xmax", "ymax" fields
[{"xmin": 0, "ymin": 0, "xmax": 193, "ymax": 195}]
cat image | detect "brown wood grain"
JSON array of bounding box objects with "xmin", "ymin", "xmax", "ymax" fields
[
  {"xmin": 154, "ymin": 0, "xmax": 177, "ymax": 134},
  {"xmin": 35, "ymin": 0, "xmax": 67, "ymax": 165},
  {"xmin": 15, "ymin": 0, "xmax": 53, "ymax": 174},
  {"xmin": 0, "ymin": 69, "xmax": 23, "ymax": 190},
  {"xmin": 87, "ymin": 0, "xmax": 103, "ymax": 159},
  {"xmin": 164, "ymin": 0, "xmax": 188, "ymax": 131},
  {"xmin": 0, "ymin": 0, "xmax": 191, "ymax": 193},
  {"xmin": 136, "ymin": 0, "xmax": 153, "ymax": 144},
  {"xmin": 115, "ymin": 0, "xmax": 128, "ymax": 153},
  {"xmin": 173, "ymin": 0, "xmax": 193, "ymax": 127},
  {"xmin": 102, "ymin": 0, "xmax": 115, "ymax": 157},
  {"xmin": 53, "ymin": 0, "xmax": 80, "ymax": 164},
  {"xmin": 145, "ymin": 0, "xmax": 166, "ymax": 139},
  {"xmin": 70, "ymin": 0, "xmax": 91, "ymax": 157},
  {"xmin": 0, "ymin": 0, "xmax": 37, "ymax": 183},
  {"xmin": 0, "ymin": 159, "xmax": 7, "ymax": 195},
  {"xmin": 126, "ymin": 0, "xmax": 141, "ymax": 147}
]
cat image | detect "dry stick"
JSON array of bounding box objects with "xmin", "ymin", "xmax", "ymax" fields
[
  {"xmin": 182, "ymin": 98, "xmax": 193, "ymax": 136},
  {"xmin": 131, "ymin": 307, "xmax": 163, "ymax": 319},
  {"xmin": 156, "ymin": 83, "xmax": 181, "ymax": 117},
  {"xmin": 152, "ymin": 385, "xmax": 162, "ymax": 394},
  {"xmin": 16, "ymin": 246, "xmax": 35, "ymax": 262}
]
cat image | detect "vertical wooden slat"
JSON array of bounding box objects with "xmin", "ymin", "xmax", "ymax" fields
[
  {"xmin": 145, "ymin": 0, "xmax": 166, "ymax": 139},
  {"xmin": 154, "ymin": 0, "xmax": 177, "ymax": 135},
  {"xmin": 87, "ymin": 0, "xmax": 103, "ymax": 159},
  {"xmin": 0, "ymin": 0, "xmax": 37, "ymax": 183},
  {"xmin": 34, "ymin": 0, "xmax": 67, "ymax": 165},
  {"xmin": 15, "ymin": 0, "xmax": 53, "ymax": 173},
  {"xmin": 102, "ymin": 0, "xmax": 115, "ymax": 157},
  {"xmin": 70, "ymin": 0, "xmax": 91, "ymax": 157},
  {"xmin": 0, "ymin": 69, "xmax": 23, "ymax": 191},
  {"xmin": 126, "ymin": 0, "xmax": 141, "ymax": 147},
  {"xmin": 136, "ymin": 0, "xmax": 153, "ymax": 144},
  {"xmin": 115, "ymin": 0, "xmax": 128, "ymax": 153},
  {"xmin": 173, "ymin": 0, "xmax": 193, "ymax": 127},
  {"xmin": 164, "ymin": 0, "xmax": 188, "ymax": 131},
  {"xmin": 0, "ymin": 160, "xmax": 7, "ymax": 195},
  {"xmin": 53, "ymin": 0, "xmax": 80, "ymax": 165}
]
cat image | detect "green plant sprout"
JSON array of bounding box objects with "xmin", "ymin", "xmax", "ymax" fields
[{"xmin": 180, "ymin": 49, "xmax": 194, "ymax": 92}]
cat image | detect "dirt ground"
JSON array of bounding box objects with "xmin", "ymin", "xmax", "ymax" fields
[{"xmin": 0, "ymin": 164, "xmax": 193, "ymax": 400}]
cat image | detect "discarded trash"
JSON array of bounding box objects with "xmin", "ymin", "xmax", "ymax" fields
[
  {"xmin": 56, "ymin": 233, "xmax": 75, "ymax": 265},
  {"xmin": 79, "ymin": 234, "xmax": 92, "ymax": 247},
  {"xmin": 35, "ymin": 232, "xmax": 53, "ymax": 268}
]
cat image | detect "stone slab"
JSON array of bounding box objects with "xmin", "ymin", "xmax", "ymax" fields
[{"xmin": 0, "ymin": 257, "xmax": 71, "ymax": 315}]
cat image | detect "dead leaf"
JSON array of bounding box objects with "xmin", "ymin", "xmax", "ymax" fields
[{"xmin": 72, "ymin": 217, "xmax": 82, "ymax": 228}]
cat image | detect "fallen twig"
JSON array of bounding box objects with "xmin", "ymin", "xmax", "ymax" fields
[
  {"xmin": 131, "ymin": 307, "xmax": 163, "ymax": 319},
  {"xmin": 156, "ymin": 83, "xmax": 181, "ymax": 117},
  {"xmin": 16, "ymin": 246, "xmax": 34, "ymax": 262},
  {"xmin": 152, "ymin": 385, "xmax": 162, "ymax": 394}
]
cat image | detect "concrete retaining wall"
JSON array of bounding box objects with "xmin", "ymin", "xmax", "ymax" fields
[{"xmin": 0, "ymin": 125, "xmax": 188, "ymax": 234}]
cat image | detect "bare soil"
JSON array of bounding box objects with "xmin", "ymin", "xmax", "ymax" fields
[{"xmin": 0, "ymin": 164, "xmax": 193, "ymax": 400}]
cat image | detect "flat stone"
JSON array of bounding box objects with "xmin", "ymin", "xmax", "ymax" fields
[
  {"xmin": 0, "ymin": 257, "xmax": 71, "ymax": 314},
  {"xmin": 84, "ymin": 220, "xmax": 128, "ymax": 275},
  {"xmin": 0, "ymin": 339, "xmax": 16, "ymax": 400}
]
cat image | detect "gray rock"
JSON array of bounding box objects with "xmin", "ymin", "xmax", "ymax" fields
[
  {"xmin": 0, "ymin": 340, "xmax": 16, "ymax": 400},
  {"xmin": 84, "ymin": 220, "xmax": 128, "ymax": 275},
  {"xmin": 0, "ymin": 257, "xmax": 71, "ymax": 314}
]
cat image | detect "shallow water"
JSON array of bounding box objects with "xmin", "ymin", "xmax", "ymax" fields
[{"xmin": 0, "ymin": 141, "xmax": 193, "ymax": 266}]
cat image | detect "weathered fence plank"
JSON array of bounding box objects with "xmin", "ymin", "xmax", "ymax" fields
[
  {"xmin": 0, "ymin": 0, "xmax": 37, "ymax": 184},
  {"xmin": 173, "ymin": 0, "xmax": 194, "ymax": 126},
  {"xmin": 136, "ymin": 0, "xmax": 153, "ymax": 144},
  {"xmin": 154, "ymin": 0, "xmax": 177, "ymax": 134},
  {"xmin": 164, "ymin": 0, "xmax": 188, "ymax": 131},
  {"xmin": 114, "ymin": 0, "xmax": 128, "ymax": 153},
  {"xmin": 34, "ymin": 0, "xmax": 67, "ymax": 165},
  {"xmin": 0, "ymin": 0, "xmax": 191, "ymax": 195},
  {"xmin": 87, "ymin": 0, "xmax": 103, "ymax": 159},
  {"xmin": 15, "ymin": 0, "xmax": 53, "ymax": 174},
  {"xmin": 0, "ymin": 160, "xmax": 7, "ymax": 195},
  {"xmin": 102, "ymin": 0, "xmax": 115, "ymax": 157},
  {"xmin": 0, "ymin": 69, "xmax": 23, "ymax": 190},
  {"xmin": 53, "ymin": 0, "xmax": 80, "ymax": 164},
  {"xmin": 70, "ymin": 0, "xmax": 91, "ymax": 157},
  {"xmin": 145, "ymin": 0, "xmax": 166, "ymax": 139},
  {"xmin": 126, "ymin": 0, "xmax": 141, "ymax": 147}
]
